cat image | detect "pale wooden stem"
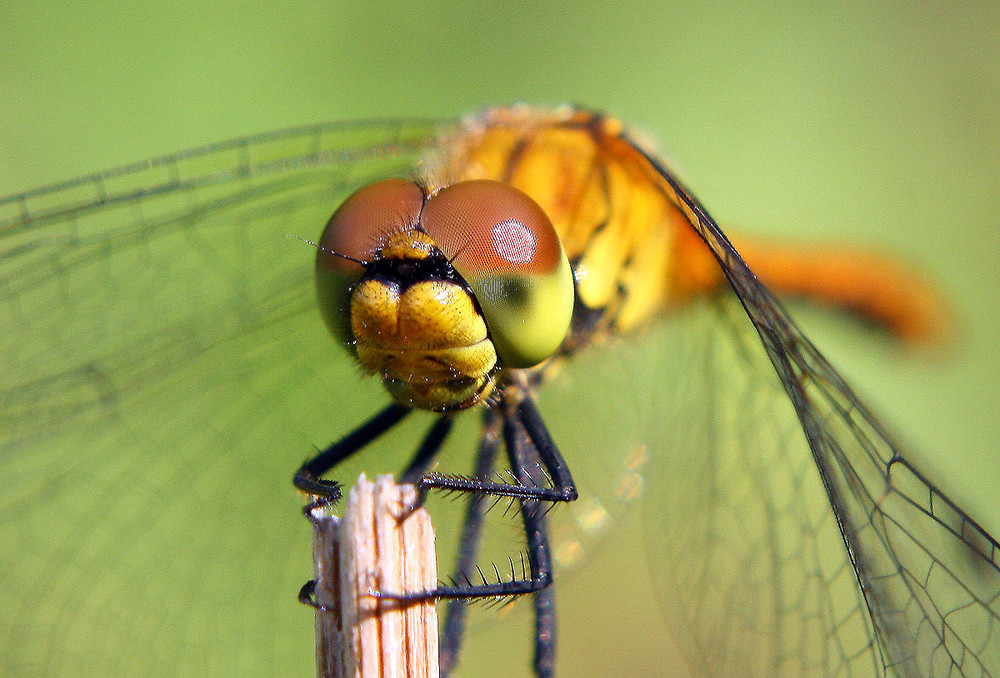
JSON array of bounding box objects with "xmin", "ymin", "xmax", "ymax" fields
[{"xmin": 309, "ymin": 474, "xmax": 439, "ymax": 678}]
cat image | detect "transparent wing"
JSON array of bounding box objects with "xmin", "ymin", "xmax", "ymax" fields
[
  {"xmin": 0, "ymin": 120, "xmax": 443, "ymax": 676},
  {"xmin": 629, "ymin": 164, "xmax": 1000, "ymax": 676},
  {"xmin": 0, "ymin": 118, "xmax": 660, "ymax": 678},
  {"xmin": 5, "ymin": 120, "xmax": 998, "ymax": 678}
]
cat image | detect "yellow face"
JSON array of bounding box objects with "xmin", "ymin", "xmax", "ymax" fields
[{"xmin": 315, "ymin": 178, "xmax": 575, "ymax": 411}]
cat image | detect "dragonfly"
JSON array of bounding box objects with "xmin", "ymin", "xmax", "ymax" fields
[{"xmin": 1, "ymin": 105, "xmax": 997, "ymax": 677}]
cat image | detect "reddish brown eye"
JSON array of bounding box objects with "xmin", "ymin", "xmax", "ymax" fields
[
  {"xmin": 421, "ymin": 180, "xmax": 564, "ymax": 276},
  {"xmin": 316, "ymin": 178, "xmax": 425, "ymax": 276},
  {"xmin": 421, "ymin": 180, "xmax": 575, "ymax": 368},
  {"xmin": 315, "ymin": 178, "xmax": 425, "ymax": 345}
]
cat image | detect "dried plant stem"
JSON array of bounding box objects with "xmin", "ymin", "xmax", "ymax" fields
[{"xmin": 308, "ymin": 474, "xmax": 439, "ymax": 678}]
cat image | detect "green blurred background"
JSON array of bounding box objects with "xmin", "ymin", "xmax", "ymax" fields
[{"xmin": 3, "ymin": 1, "xmax": 998, "ymax": 675}]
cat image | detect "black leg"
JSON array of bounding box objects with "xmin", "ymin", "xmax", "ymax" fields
[
  {"xmin": 293, "ymin": 403, "xmax": 410, "ymax": 499},
  {"xmin": 307, "ymin": 391, "xmax": 574, "ymax": 678},
  {"xmin": 388, "ymin": 393, "xmax": 568, "ymax": 602},
  {"xmin": 417, "ymin": 393, "xmax": 577, "ymax": 504},
  {"xmin": 440, "ymin": 408, "xmax": 502, "ymax": 677},
  {"xmin": 400, "ymin": 416, "xmax": 454, "ymax": 485},
  {"xmin": 517, "ymin": 396, "xmax": 575, "ymax": 498},
  {"xmin": 505, "ymin": 403, "xmax": 558, "ymax": 678},
  {"xmin": 534, "ymin": 584, "xmax": 557, "ymax": 678}
]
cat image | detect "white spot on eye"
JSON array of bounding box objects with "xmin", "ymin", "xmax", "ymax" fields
[{"xmin": 491, "ymin": 219, "xmax": 536, "ymax": 265}]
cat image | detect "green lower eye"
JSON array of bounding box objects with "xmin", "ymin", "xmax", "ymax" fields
[{"xmin": 469, "ymin": 258, "xmax": 574, "ymax": 369}]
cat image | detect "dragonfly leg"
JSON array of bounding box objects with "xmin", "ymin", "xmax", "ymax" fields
[
  {"xmin": 399, "ymin": 416, "xmax": 455, "ymax": 485},
  {"xmin": 293, "ymin": 402, "xmax": 411, "ymax": 505},
  {"xmin": 390, "ymin": 391, "xmax": 570, "ymax": 678},
  {"xmin": 534, "ymin": 584, "xmax": 556, "ymax": 678},
  {"xmin": 440, "ymin": 408, "xmax": 502, "ymax": 676},
  {"xmin": 299, "ymin": 388, "xmax": 573, "ymax": 678},
  {"xmin": 418, "ymin": 394, "xmax": 578, "ymax": 504}
]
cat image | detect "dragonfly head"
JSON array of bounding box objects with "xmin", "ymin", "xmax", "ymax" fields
[{"xmin": 315, "ymin": 178, "xmax": 575, "ymax": 412}]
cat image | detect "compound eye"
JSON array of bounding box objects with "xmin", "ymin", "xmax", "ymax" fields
[
  {"xmin": 315, "ymin": 179, "xmax": 425, "ymax": 343},
  {"xmin": 421, "ymin": 180, "xmax": 574, "ymax": 368},
  {"xmin": 317, "ymin": 178, "xmax": 425, "ymax": 274}
]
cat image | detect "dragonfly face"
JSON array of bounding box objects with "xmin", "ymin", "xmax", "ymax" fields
[
  {"xmin": 2, "ymin": 107, "xmax": 998, "ymax": 677},
  {"xmin": 314, "ymin": 177, "xmax": 574, "ymax": 411}
]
